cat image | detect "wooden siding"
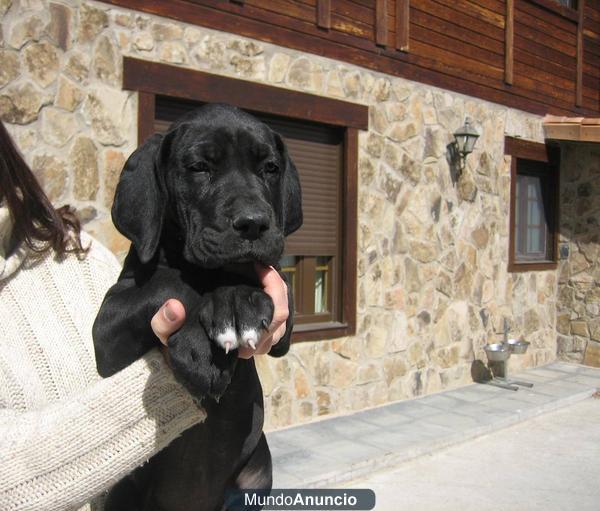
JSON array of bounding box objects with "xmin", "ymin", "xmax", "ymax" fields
[{"xmin": 102, "ymin": 0, "xmax": 599, "ymax": 116}]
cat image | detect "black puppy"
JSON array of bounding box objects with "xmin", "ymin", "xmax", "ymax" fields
[{"xmin": 92, "ymin": 103, "xmax": 302, "ymax": 511}]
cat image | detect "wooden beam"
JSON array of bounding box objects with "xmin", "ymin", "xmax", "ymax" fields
[
  {"xmin": 576, "ymin": 0, "xmax": 585, "ymax": 107},
  {"xmin": 505, "ymin": 0, "xmax": 514, "ymax": 85},
  {"xmin": 317, "ymin": 0, "xmax": 330, "ymax": 30},
  {"xmin": 123, "ymin": 57, "xmax": 369, "ymax": 130},
  {"xmin": 395, "ymin": 0, "xmax": 409, "ymax": 51},
  {"xmin": 376, "ymin": 0, "xmax": 388, "ymax": 47},
  {"xmin": 137, "ymin": 91, "xmax": 155, "ymax": 145}
]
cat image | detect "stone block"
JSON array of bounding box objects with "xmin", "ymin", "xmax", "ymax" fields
[
  {"xmin": 8, "ymin": 14, "xmax": 44, "ymax": 49},
  {"xmin": 32, "ymin": 154, "xmax": 67, "ymax": 202},
  {"xmin": 370, "ymin": 77, "xmax": 391, "ymax": 102},
  {"xmin": 287, "ymin": 57, "xmax": 323, "ymax": 92},
  {"xmin": 103, "ymin": 149, "xmax": 126, "ymax": 207},
  {"xmin": 325, "ymin": 69, "xmax": 344, "ymax": 97},
  {"xmin": 268, "ymin": 53, "xmax": 290, "ymax": 83},
  {"xmin": 160, "ymin": 41, "xmax": 187, "ymax": 65},
  {"xmin": 458, "ymin": 172, "xmax": 478, "ymax": 202},
  {"xmin": 293, "ymin": 369, "xmax": 311, "ymax": 399},
  {"xmin": 0, "ymin": 50, "xmax": 19, "ymax": 87},
  {"xmin": 151, "ymin": 22, "xmax": 184, "ymax": 41},
  {"xmin": 82, "ymin": 85, "xmax": 130, "ymax": 146},
  {"xmin": 316, "ymin": 390, "xmax": 333, "ymax": 415},
  {"xmin": 70, "ymin": 136, "xmax": 98, "ymax": 200},
  {"xmin": 41, "ymin": 107, "xmax": 77, "ymax": 146},
  {"xmin": 77, "ymin": 4, "xmax": 108, "ymax": 43},
  {"xmin": 64, "ymin": 52, "xmax": 90, "ymax": 82},
  {"xmin": 93, "ymin": 35, "xmax": 119, "ymax": 84},
  {"xmin": 133, "ymin": 32, "xmax": 154, "ymax": 52},
  {"xmin": 24, "ymin": 42, "xmax": 59, "ymax": 87},
  {"xmin": 269, "ymin": 388, "xmax": 292, "ymax": 428},
  {"xmin": 55, "ymin": 76, "xmax": 83, "ymax": 112},
  {"xmin": 47, "ymin": 3, "xmax": 72, "ymax": 50},
  {"xmin": 590, "ymin": 319, "xmax": 600, "ymax": 342},
  {"xmin": 571, "ymin": 321, "xmax": 590, "ymax": 338},
  {"xmin": 227, "ymin": 38, "xmax": 263, "ymax": 57},
  {"xmin": 342, "ymin": 70, "xmax": 362, "ymax": 98}
]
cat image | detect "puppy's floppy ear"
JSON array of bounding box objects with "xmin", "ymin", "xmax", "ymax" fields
[
  {"xmin": 274, "ymin": 132, "xmax": 303, "ymax": 236},
  {"xmin": 112, "ymin": 133, "xmax": 165, "ymax": 263}
]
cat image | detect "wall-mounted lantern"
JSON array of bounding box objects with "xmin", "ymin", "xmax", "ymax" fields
[{"xmin": 452, "ymin": 118, "xmax": 480, "ymax": 171}]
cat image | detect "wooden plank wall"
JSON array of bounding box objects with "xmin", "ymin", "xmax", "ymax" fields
[
  {"xmin": 102, "ymin": 0, "xmax": 599, "ymax": 116},
  {"xmin": 583, "ymin": 0, "xmax": 600, "ymax": 110}
]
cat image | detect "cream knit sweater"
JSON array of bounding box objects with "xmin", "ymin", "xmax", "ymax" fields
[{"xmin": 0, "ymin": 207, "xmax": 206, "ymax": 511}]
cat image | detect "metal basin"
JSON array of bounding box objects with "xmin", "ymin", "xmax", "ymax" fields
[
  {"xmin": 505, "ymin": 338, "xmax": 530, "ymax": 355},
  {"xmin": 484, "ymin": 343, "xmax": 511, "ymax": 362}
]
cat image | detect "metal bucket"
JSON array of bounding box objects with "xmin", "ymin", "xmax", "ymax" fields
[
  {"xmin": 505, "ymin": 338, "xmax": 530, "ymax": 355},
  {"xmin": 484, "ymin": 343, "xmax": 511, "ymax": 362}
]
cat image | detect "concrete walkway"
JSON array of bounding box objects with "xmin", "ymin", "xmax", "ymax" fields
[
  {"xmin": 343, "ymin": 397, "xmax": 600, "ymax": 511},
  {"xmin": 266, "ymin": 362, "xmax": 600, "ymax": 490}
]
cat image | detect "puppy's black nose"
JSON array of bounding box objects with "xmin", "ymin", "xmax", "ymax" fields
[{"xmin": 232, "ymin": 212, "xmax": 270, "ymax": 240}]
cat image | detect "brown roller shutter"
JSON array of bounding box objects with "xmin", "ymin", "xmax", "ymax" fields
[
  {"xmin": 284, "ymin": 138, "xmax": 341, "ymax": 256},
  {"xmin": 153, "ymin": 97, "xmax": 343, "ymax": 258}
]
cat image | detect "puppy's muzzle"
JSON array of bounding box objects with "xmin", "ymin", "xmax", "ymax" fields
[{"xmin": 232, "ymin": 211, "xmax": 270, "ymax": 241}]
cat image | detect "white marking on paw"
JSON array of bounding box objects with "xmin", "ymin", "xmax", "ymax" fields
[
  {"xmin": 216, "ymin": 327, "xmax": 239, "ymax": 352},
  {"xmin": 240, "ymin": 329, "xmax": 259, "ymax": 350}
]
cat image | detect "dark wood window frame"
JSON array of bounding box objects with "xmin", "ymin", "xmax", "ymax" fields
[
  {"xmin": 527, "ymin": 0, "xmax": 579, "ymax": 21},
  {"xmin": 505, "ymin": 136, "xmax": 560, "ymax": 273},
  {"xmin": 123, "ymin": 57, "xmax": 368, "ymax": 342}
]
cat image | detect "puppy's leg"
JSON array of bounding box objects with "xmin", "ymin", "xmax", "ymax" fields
[
  {"xmin": 224, "ymin": 434, "xmax": 272, "ymax": 511},
  {"xmin": 104, "ymin": 476, "xmax": 142, "ymax": 511},
  {"xmin": 233, "ymin": 433, "xmax": 272, "ymax": 490},
  {"xmin": 168, "ymin": 311, "xmax": 238, "ymax": 401}
]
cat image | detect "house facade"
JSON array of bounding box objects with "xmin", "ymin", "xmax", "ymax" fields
[{"xmin": 1, "ymin": 0, "xmax": 598, "ymax": 429}]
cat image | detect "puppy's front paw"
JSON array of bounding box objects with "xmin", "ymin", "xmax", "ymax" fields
[
  {"xmin": 198, "ymin": 286, "xmax": 274, "ymax": 354},
  {"xmin": 167, "ymin": 320, "xmax": 237, "ymax": 400}
]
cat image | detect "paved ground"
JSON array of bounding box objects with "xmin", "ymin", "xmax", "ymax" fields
[
  {"xmin": 343, "ymin": 397, "xmax": 600, "ymax": 511},
  {"xmin": 268, "ymin": 362, "xmax": 600, "ymax": 490}
]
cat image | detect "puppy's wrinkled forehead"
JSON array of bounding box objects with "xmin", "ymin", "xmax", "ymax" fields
[
  {"xmin": 172, "ymin": 104, "xmax": 276, "ymax": 161},
  {"xmin": 178, "ymin": 126, "xmax": 274, "ymax": 165}
]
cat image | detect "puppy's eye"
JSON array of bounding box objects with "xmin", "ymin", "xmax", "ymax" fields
[
  {"xmin": 263, "ymin": 161, "xmax": 279, "ymax": 174},
  {"xmin": 190, "ymin": 161, "xmax": 211, "ymax": 173}
]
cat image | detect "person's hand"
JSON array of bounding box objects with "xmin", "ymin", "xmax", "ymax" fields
[
  {"xmin": 237, "ymin": 263, "xmax": 289, "ymax": 359},
  {"xmin": 151, "ymin": 299, "xmax": 186, "ymax": 346}
]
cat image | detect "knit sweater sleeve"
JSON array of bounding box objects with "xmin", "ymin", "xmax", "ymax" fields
[
  {"xmin": 0, "ymin": 235, "xmax": 206, "ymax": 511},
  {"xmin": 0, "ymin": 351, "xmax": 206, "ymax": 511}
]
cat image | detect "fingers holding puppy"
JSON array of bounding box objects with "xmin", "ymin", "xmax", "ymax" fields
[
  {"xmin": 237, "ymin": 264, "xmax": 288, "ymax": 359},
  {"xmin": 151, "ymin": 263, "xmax": 289, "ymax": 361},
  {"xmin": 151, "ymin": 299, "xmax": 186, "ymax": 346}
]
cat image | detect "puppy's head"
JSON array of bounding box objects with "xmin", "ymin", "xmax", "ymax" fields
[{"xmin": 112, "ymin": 103, "xmax": 302, "ymax": 267}]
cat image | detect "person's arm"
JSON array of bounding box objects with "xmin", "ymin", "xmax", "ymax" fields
[
  {"xmin": 0, "ymin": 240, "xmax": 205, "ymax": 511},
  {"xmin": 0, "ymin": 349, "xmax": 205, "ymax": 511}
]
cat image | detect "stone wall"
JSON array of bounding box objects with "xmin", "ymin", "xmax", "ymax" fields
[
  {"xmin": 557, "ymin": 144, "xmax": 600, "ymax": 366},
  {"xmin": 0, "ymin": 0, "xmax": 561, "ymax": 430}
]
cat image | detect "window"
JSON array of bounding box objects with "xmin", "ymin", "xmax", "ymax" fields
[
  {"xmin": 505, "ymin": 137, "xmax": 560, "ymax": 272},
  {"xmin": 155, "ymin": 98, "xmax": 344, "ymax": 327},
  {"xmin": 554, "ymin": 0, "xmax": 576, "ymax": 8},
  {"xmin": 124, "ymin": 57, "xmax": 367, "ymax": 341},
  {"xmin": 528, "ymin": 0, "xmax": 579, "ymax": 20}
]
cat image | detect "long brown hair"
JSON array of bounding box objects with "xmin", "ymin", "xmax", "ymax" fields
[{"xmin": 0, "ymin": 121, "xmax": 87, "ymax": 256}]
